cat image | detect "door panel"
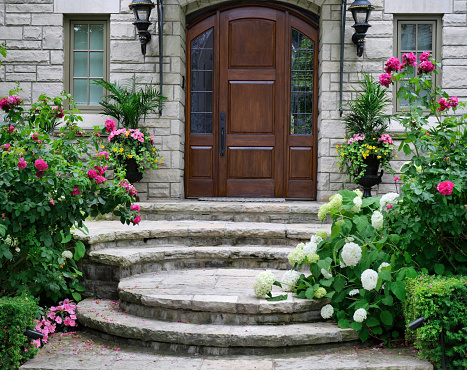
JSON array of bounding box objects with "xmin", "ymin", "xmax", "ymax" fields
[{"xmin": 186, "ymin": 6, "xmax": 318, "ymax": 199}]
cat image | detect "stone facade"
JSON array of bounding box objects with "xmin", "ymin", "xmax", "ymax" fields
[{"xmin": 1, "ymin": 0, "xmax": 466, "ymax": 201}]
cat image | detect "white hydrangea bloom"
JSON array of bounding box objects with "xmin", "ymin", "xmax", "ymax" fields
[
  {"xmin": 353, "ymin": 189, "xmax": 363, "ymax": 198},
  {"xmin": 307, "ymin": 253, "xmax": 320, "ymax": 264},
  {"xmin": 253, "ymin": 270, "xmax": 276, "ymax": 297},
  {"xmin": 62, "ymin": 250, "xmax": 73, "ymax": 259},
  {"xmin": 329, "ymin": 194, "xmax": 343, "ymax": 210},
  {"xmin": 349, "ymin": 289, "xmax": 360, "ymax": 296},
  {"xmin": 321, "ymin": 268, "xmax": 332, "ymax": 279},
  {"xmin": 315, "ymin": 231, "xmax": 328, "ymax": 239},
  {"xmin": 295, "ymin": 242, "xmax": 305, "ymax": 250},
  {"xmin": 288, "ymin": 248, "xmax": 306, "ymax": 265},
  {"xmin": 351, "ymin": 196, "xmax": 362, "ymax": 213},
  {"xmin": 345, "ymin": 236, "xmax": 355, "ymax": 243},
  {"xmin": 320, "ymin": 304, "xmax": 334, "ymax": 319},
  {"xmin": 371, "ymin": 211, "xmax": 384, "ymax": 230},
  {"xmin": 318, "ymin": 203, "xmax": 331, "ymax": 221},
  {"xmin": 361, "ymin": 269, "xmax": 378, "ymax": 290},
  {"xmin": 310, "ymin": 234, "xmax": 323, "ymax": 245},
  {"xmin": 340, "ymin": 260, "xmax": 347, "ymax": 268},
  {"xmin": 378, "ymin": 262, "xmax": 391, "ymax": 272},
  {"xmin": 341, "ymin": 242, "xmax": 362, "ymax": 267},
  {"xmin": 280, "ymin": 270, "xmax": 301, "ymax": 292},
  {"xmin": 335, "ymin": 219, "xmax": 345, "ymax": 226},
  {"xmin": 303, "ymin": 241, "xmax": 318, "ymax": 255},
  {"xmin": 353, "ymin": 308, "xmax": 368, "ymax": 323},
  {"xmin": 380, "ymin": 193, "xmax": 400, "ymax": 211},
  {"xmin": 314, "ymin": 287, "xmax": 327, "ymax": 299}
]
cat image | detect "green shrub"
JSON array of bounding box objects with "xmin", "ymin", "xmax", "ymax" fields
[
  {"xmin": 404, "ymin": 275, "xmax": 467, "ymax": 370},
  {"xmin": 0, "ymin": 296, "xmax": 39, "ymax": 369}
]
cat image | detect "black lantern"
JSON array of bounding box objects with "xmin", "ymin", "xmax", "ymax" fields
[
  {"xmin": 348, "ymin": 0, "xmax": 374, "ymax": 57},
  {"xmin": 129, "ymin": 0, "xmax": 156, "ymax": 55}
]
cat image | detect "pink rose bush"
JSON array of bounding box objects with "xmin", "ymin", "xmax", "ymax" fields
[
  {"xmin": 437, "ymin": 181, "xmax": 454, "ymax": 196},
  {"xmin": 32, "ymin": 299, "xmax": 78, "ymax": 348},
  {"xmin": 105, "ymin": 119, "xmax": 116, "ymax": 133}
]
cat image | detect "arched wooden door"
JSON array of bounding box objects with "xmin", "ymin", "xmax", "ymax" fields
[{"xmin": 185, "ymin": 5, "xmax": 318, "ymax": 198}]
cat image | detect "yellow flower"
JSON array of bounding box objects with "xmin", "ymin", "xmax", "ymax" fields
[
  {"xmin": 113, "ymin": 148, "xmax": 118, "ymax": 152},
  {"xmin": 101, "ymin": 145, "xmax": 104, "ymax": 148},
  {"xmin": 152, "ymin": 148, "xmax": 156, "ymax": 152},
  {"xmin": 384, "ymin": 152, "xmax": 387, "ymax": 155},
  {"xmin": 395, "ymin": 154, "xmax": 398, "ymax": 158},
  {"xmin": 119, "ymin": 148, "xmax": 124, "ymax": 153},
  {"xmin": 377, "ymin": 155, "xmax": 381, "ymax": 159},
  {"xmin": 337, "ymin": 163, "xmax": 340, "ymax": 166},
  {"xmin": 161, "ymin": 157, "xmax": 164, "ymax": 161},
  {"xmin": 373, "ymin": 138, "xmax": 376, "ymax": 140},
  {"xmin": 125, "ymin": 131, "xmax": 130, "ymax": 136},
  {"xmin": 127, "ymin": 155, "xmax": 133, "ymax": 158}
]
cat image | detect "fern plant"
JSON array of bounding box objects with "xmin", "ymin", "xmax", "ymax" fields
[{"xmin": 93, "ymin": 78, "xmax": 166, "ymax": 129}]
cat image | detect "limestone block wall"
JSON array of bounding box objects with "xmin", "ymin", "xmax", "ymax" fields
[{"xmin": 1, "ymin": 0, "xmax": 466, "ymax": 202}]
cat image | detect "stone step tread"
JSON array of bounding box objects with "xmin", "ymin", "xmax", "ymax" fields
[
  {"xmin": 77, "ymin": 298, "xmax": 359, "ymax": 348},
  {"xmin": 118, "ymin": 269, "xmax": 325, "ymax": 314},
  {"xmin": 75, "ymin": 220, "xmax": 331, "ymax": 245},
  {"xmin": 89, "ymin": 245, "xmax": 295, "ymax": 266}
]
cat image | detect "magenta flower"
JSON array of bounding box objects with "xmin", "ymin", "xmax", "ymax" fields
[
  {"xmin": 54, "ymin": 107, "xmax": 64, "ymax": 118},
  {"xmin": 386, "ymin": 205, "xmax": 393, "ymax": 210},
  {"xmin": 97, "ymin": 151, "xmax": 109, "ymax": 160},
  {"xmin": 394, "ymin": 176, "xmax": 400, "ymax": 183},
  {"xmin": 35, "ymin": 172, "xmax": 44, "ymax": 178},
  {"xmin": 0, "ymin": 97, "xmax": 8, "ymax": 110},
  {"xmin": 70, "ymin": 186, "xmax": 82, "ymax": 197},
  {"xmin": 54, "ymin": 316, "xmax": 62, "ymax": 324},
  {"xmin": 17, "ymin": 157, "xmax": 27, "ymax": 169},
  {"xmin": 401, "ymin": 52, "xmax": 417, "ymax": 68},
  {"xmin": 2, "ymin": 143, "xmax": 11, "ymax": 151},
  {"xmin": 447, "ymin": 96, "xmax": 458, "ymax": 108},
  {"xmin": 378, "ymin": 133, "xmax": 393, "ymax": 145},
  {"xmin": 437, "ymin": 181, "xmax": 454, "ymax": 196},
  {"xmin": 418, "ymin": 61, "xmax": 435, "ymax": 74},
  {"xmin": 384, "ymin": 57, "xmax": 401, "ymax": 73},
  {"xmin": 131, "ymin": 204, "xmax": 141, "ymax": 212},
  {"xmin": 105, "ymin": 119, "xmax": 116, "ymax": 133},
  {"xmin": 50, "ymin": 199, "xmax": 55, "ymax": 206},
  {"xmin": 88, "ymin": 169, "xmax": 98, "ymax": 179},
  {"xmin": 438, "ymin": 98, "xmax": 449, "ymax": 112},
  {"xmin": 95, "ymin": 176, "xmax": 107, "ymax": 184},
  {"xmin": 379, "ymin": 73, "xmax": 392, "ymax": 87},
  {"xmin": 419, "ymin": 52, "xmax": 431, "ymax": 62},
  {"xmin": 35, "ymin": 159, "xmax": 48, "ymax": 171},
  {"xmin": 131, "ymin": 215, "xmax": 142, "ymax": 225},
  {"xmin": 94, "ymin": 166, "xmax": 107, "ymax": 175}
]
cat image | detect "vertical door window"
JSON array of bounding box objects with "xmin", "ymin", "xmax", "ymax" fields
[
  {"xmin": 190, "ymin": 28, "xmax": 214, "ymax": 134},
  {"xmin": 70, "ymin": 21, "xmax": 107, "ymax": 107},
  {"xmin": 290, "ymin": 29, "xmax": 314, "ymax": 135}
]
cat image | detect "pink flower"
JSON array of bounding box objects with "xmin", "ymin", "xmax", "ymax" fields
[
  {"xmin": 88, "ymin": 169, "xmax": 98, "ymax": 179},
  {"xmin": 50, "ymin": 199, "xmax": 55, "ymax": 205},
  {"xmin": 386, "ymin": 205, "xmax": 393, "ymax": 210},
  {"xmin": 34, "ymin": 159, "xmax": 48, "ymax": 171},
  {"xmin": 93, "ymin": 132, "xmax": 101, "ymax": 138},
  {"xmin": 94, "ymin": 166, "xmax": 107, "ymax": 175},
  {"xmin": 384, "ymin": 57, "xmax": 401, "ymax": 73},
  {"xmin": 46, "ymin": 311, "xmax": 56, "ymax": 320},
  {"xmin": 31, "ymin": 132, "xmax": 42, "ymax": 142},
  {"xmin": 130, "ymin": 204, "xmax": 140, "ymax": 212},
  {"xmin": 105, "ymin": 119, "xmax": 116, "ymax": 133},
  {"xmin": 438, "ymin": 98, "xmax": 449, "ymax": 112},
  {"xmin": 95, "ymin": 176, "xmax": 107, "ymax": 184},
  {"xmin": 17, "ymin": 157, "xmax": 27, "ymax": 169},
  {"xmin": 55, "ymin": 316, "xmax": 62, "ymax": 324},
  {"xmin": 54, "ymin": 107, "xmax": 64, "ymax": 118},
  {"xmin": 447, "ymin": 96, "xmax": 458, "ymax": 108},
  {"xmin": 97, "ymin": 151, "xmax": 109, "ymax": 160},
  {"xmin": 2, "ymin": 143, "xmax": 11, "ymax": 151},
  {"xmin": 378, "ymin": 133, "xmax": 393, "ymax": 145},
  {"xmin": 437, "ymin": 181, "xmax": 454, "ymax": 196},
  {"xmin": 0, "ymin": 98, "xmax": 8, "ymax": 110},
  {"xmin": 347, "ymin": 133, "xmax": 365, "ymax": 145},
  {"xmin": 394, "ymin": 176, "xmax": 400, "ymax": 183},
  {"xmin": 419, "ymin": 52, "xmax": 431, "ymax": 62},
  {"xmin": 35, "ymin": 172, "xmax": 44, "ymax": 178},
  {"xmin": 418, "ymin": 61, "xmax": 435, "ymax": 74},
  {"xmin": 379, "ymin": 73, "xmax": 392, "ymax": 87},
  {"xmin": 401, "ymin": 52, "xmax": 417, "ymax": 68},
  {"xmin": 8, "ymin": 95, "xmax": 22, "ymax": 106},
  {"xmin": 70, "ymin": 186, "xmax": 81, "ymax": 197},
  {"xmin": 131, "ymin": 215, "xmax": 142, "ymax": 225}
]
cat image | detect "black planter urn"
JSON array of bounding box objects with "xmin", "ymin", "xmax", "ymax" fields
[
  {"xmin": 123, "ymin": 158, "xmax": 143, "ymax": 184},
  {"xmin": 357, "ymin": 155, "xmax": 383, "ymax": 198}
]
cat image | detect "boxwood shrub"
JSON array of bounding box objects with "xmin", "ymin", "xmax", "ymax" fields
[
  {"xmin": 0, "ymin": 296, "xmax": 39, "ymax": 369},
  {"xmin": 404, "ymin": 275, "xmax": 467, "ymax": 370}
]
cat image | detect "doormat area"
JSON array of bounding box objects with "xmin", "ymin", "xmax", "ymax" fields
[{"xmin": 198, "ymin": 198, "xmax": 286, "ymax": 202}]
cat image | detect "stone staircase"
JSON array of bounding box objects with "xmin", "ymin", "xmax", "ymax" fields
[{"xmin": 72, "ymin": 200, "xmax": 428, "ymax": 365}]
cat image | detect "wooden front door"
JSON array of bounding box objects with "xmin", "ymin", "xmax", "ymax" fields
[{"xmin": 186, "ymin": 5, "xmax": 318, "ymax": 198}]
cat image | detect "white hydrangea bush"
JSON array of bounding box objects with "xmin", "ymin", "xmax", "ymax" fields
[{"xmin": 253, "ymin": 270, "xmax": 276, "ymax": 297}]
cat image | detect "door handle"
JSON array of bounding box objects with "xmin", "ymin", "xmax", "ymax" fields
[{"xmin": 220, "ymin": 112, "xmax": 226, "ymax": 156}]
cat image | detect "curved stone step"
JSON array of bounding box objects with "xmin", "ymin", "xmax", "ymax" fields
[
  {"xmin": 76, "ymin": 298, "xmax": 359, "ymax": 356},
  {"xmin": 118, "ymin": 268, "xmax": 327, "ymax": 325},
  {"xmin": 75, "ymin": 220, "xmax": 330, "ymax": 252}
]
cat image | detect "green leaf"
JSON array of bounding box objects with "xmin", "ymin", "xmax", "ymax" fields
[
  {"xmin": 333, "ymin": 276, "xmax": 346, "ymax": 292},
  {"xmin": 273, "ymin": 281, "xmax": 283, "ymax": 288},
  {"xmin": 265, "ymin": 294, "xmax": 288, "ymax": 301},
  {"xmin": 72, "ymin": 292, "xmax": 82, "ymax": 301},
  {"xmin": 406, "ymin": 267, "xmax": 417, "ymax": 279},
  {"xmin": 331, "ymin": 225, "xmax": 341, "ymax": 239},
  {"xmin": 382, "ymin": 295, "xmax": 393, "ymax": 306},
  {"xmin": 390, "ymin": 281, "xmax": 406, "ymax": 301},
  {"xmin": 434, "ymin": 263, "xmax": 445, "ymax": 275},
  {"xmin": 380, "ymin": 310, "xmax": 393, "ymax": 326},
  {"xmin": 359, "ymin": 328, "xmax": 369, "ymax": 342},
  {"xmin": 61, "ymin": 231, "xmax": 73, "ymax": 244},
  {"xmin": 338, "ymin": 319, "xmax": 350, "ymax": 329},
  {"xmin": 73, "ymin": 240, "xmax": 86, "ymax": 260},
  {"xmin": 366, "ymin": 316, "xmax": 380, "ymax": 327},
  {"xmin": 305, "ymin": 287, "xmax": 315, "ymax": 300},
  {"xmin": 388, "ymin": 234, "xmax": 400, "ymax": 244},
  {"xmin": 372, "ymin": 326, "xmax": 383, "ymax": 335},
  {"xmin": 351, "ymin": 321, "xmax": 363, "ymax": 332},
  {"xmin": 378, "ymin": 270, "xmax": 392, "ymax": 282},
  {"xmin": 353, "ymin": 215, "xmax": 369, "ymax": 233}
]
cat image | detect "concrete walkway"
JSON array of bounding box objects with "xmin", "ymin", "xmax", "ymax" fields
[{"xmin": 21, "ymin": 331, "xmax": 433, "ymax": 370}]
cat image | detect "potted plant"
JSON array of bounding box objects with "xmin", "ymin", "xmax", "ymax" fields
[
  {"xmin": 337, "ymin": 73, "xmax": 395, "ymax": 197},
  {"xmin": 93, "ymin": 78, "xmax": 166, "ymax": 183}
]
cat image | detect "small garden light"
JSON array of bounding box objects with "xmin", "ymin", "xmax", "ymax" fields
[
  {"xmin": 129, "ymin": 0, "xmax": 156, "ymax": 55},
  {"xmin": 24, "ymin": 329, "xmax": 44, "ymax": 340},
  {"xmin": 408, "ymin": 316, "xmax": 425, "ymax": 331},
  {"xmin": 348, "ymin": 0, "xmax": 374, "ymax": 57}
]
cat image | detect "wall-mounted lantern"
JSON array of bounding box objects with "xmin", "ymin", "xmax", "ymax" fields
[
  {"xmin": 129, "ymin": 0, "xmax": 156, "ymax": 55},
  {"xmin": 348, "ymin": 0, "xmax": 374, "ymax": 57}
]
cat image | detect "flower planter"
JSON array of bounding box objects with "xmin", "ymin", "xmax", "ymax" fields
[
  {"xmin": 357, "ymin": 155, "xmax": 383, "ymax": 198},
  {"xmin": 123, "ymin": 157, "xmax": 143, "ymax": 184}
]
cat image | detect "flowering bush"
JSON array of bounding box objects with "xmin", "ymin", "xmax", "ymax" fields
[
  {"xmin": 0, "ymin": 92, "xmax": 142, "ymax": 302},
  {"xmin": 32, "ymin": 299, "xmax": 78, "ymax": 348},
  {"xmin": 95, "ymin": 120, "xmax": 162, "ymax": 175},
  {"xmin": 379, "ymin": 53, "xmax": 467, "ymax": 275},
  {"xmin": 337, "ymin": 73, "xmax": 396, "ymax": 181}
]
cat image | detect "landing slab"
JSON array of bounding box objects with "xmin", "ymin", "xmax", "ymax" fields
[{"xmin": 20, "ymin": 331, "xmax": 433, "ymax": 369}]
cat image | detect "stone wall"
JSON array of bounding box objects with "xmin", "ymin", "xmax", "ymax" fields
[{"xmin": 1, "ymin": 0, "xmax": 466, "ymax": 202}]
